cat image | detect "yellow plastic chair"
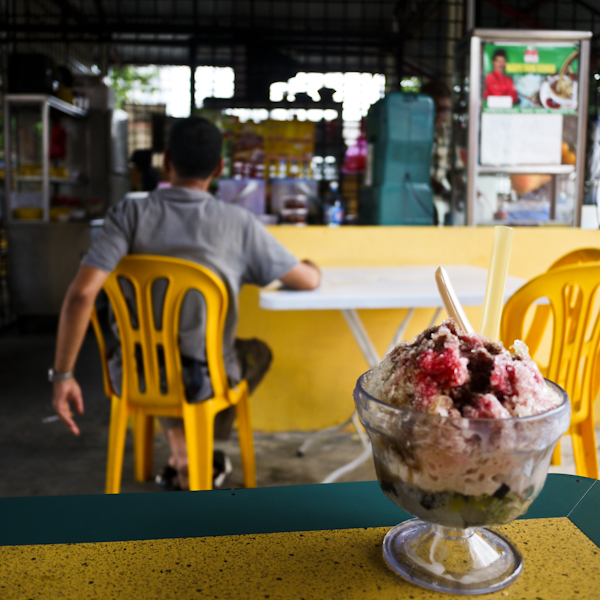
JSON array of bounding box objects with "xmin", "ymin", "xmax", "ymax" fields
[
  {"xmin": 501, "ymin": 263, "xmax": 600, "ymax": 479},
  {"xmin": 521, "ymin": 249, "xmax": 600, "ymax": 358},
  {"xmin": 90, "ymin": 255, "xmax": 256, "ymax": 493},
  {"xmin": 516, "ymin": 248, "xmax": 600, "ymax": 469}
]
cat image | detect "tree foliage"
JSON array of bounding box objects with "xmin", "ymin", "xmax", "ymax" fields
[{"xmin": 107, "ymin": 66, "xmax": 159, "ymax": 108}]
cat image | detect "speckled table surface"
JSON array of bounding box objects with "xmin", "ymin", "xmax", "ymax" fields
[{"xmin": 0, "ymin": 474, "xmax": 598, "ymax": 599}]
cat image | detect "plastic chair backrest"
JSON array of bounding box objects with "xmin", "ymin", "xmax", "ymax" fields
[
  {"xmin": 101, "ymin": 255, "xmax": 230, "ymax": 408},
  {"xmin": 549, "ymin": 248, "xmax": 600, "ymax": 269},
  {"xmin": 501, "ymin": 262, "xmax": 600, "ymax": 425},
  {"xmin": 522, "ymin": 248, "xmax": 600, "ymax": 357}
]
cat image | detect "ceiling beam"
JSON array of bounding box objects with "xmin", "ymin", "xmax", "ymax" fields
[
  {"xmin": 92, "ymin": 0, "xmax": 106, "ymax": 19},
  {"xmin": 401, "ymin": 0, "xmax": 447, "ymax": 43},
  {"xmin": 504, "ymin": 0, "xmax": 552, "ymax": 29},
  {"xmin": 483, "ymin": 0, "xmax": 544, "ymax": 29},
  {"xmin": 45, "ymin": 0, "xmax": 90, "ymax": 28},
  {"xmin": 4, "ymin": 24, "xmax": 398, "ymax": 49},
  {"xmin": 573, "ymin": 0, "xmax": 600, "ymax": 19},
  {"xmin": 8, "ymin": 37, "xmax": 396, "ymax": 60},
  {"xmin": 3, "ymin": 18, "xmax": 396, "ymax": 38}
]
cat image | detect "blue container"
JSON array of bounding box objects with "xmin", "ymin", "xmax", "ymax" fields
[{"xmin": 360, "ymin": 93, "xmax": 435, "ymax": 225}]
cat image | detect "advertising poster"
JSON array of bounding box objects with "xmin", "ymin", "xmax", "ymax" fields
[{"xmin": 482, "ymin": 42, "xmax": 580, "ymax": 114}]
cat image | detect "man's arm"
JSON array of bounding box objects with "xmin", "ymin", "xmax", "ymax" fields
[
  {"xmin": 52, "ymin": 265, "xmax": 109, "ymax": 435},
  {"xmin": 279, "ymin": 259, "xmax": 321, "ymax": 290}
]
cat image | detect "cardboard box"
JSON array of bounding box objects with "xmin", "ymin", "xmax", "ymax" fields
[
  {"xmin": 270, "ymin": 179, "xmax": 318, "ymax": 214},
  {"xmin": 217, "ymin": 179, "xmax": 266, "ymax": 215}
]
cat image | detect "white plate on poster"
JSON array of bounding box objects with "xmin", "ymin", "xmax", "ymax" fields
[{"xmin": 540, "ymin": 77, "xmax": 577, "ymax": 111}]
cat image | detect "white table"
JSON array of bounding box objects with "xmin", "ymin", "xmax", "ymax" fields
[{"xmin": 260, "ymin": 265, "xmax": 527, "ymax": 483}]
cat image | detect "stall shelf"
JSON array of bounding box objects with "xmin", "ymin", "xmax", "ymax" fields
[
  {"xmin": 2, "ymin": 94, "xmax": 127, "ymax": 317},
  {"xmin": 3, "ymin": 94, "xmax": 88, "ymax": 223},
  {"xmin": 452, "ymin": 29, "xmax": 591, "ymax": 227}
]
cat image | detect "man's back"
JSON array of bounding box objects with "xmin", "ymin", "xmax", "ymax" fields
[{"xmin": 82, "ymin": 186, "xmax": 298, "ymax": 391}]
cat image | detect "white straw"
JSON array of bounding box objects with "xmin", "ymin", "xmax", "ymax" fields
[
  {"xmin": 480, "ymin": 226, "xmax": 514, "ymax": 341},
  {"xmin": 435, "ymin": 267, "xmax": 475, "ymax": 334}
]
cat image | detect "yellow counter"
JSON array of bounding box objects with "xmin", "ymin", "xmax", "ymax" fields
[{"xmin": 237, "ymin": 226, "xmax": 600, "ymax": 432}]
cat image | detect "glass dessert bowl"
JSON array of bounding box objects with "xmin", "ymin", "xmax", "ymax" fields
[{"xmin": 354, "ymin": 373, "xmax": 570, "ymax": 595}]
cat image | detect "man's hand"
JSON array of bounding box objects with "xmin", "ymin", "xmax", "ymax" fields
[
  {"xmin": 280, "ymin": 259, "xmax": 321, "ymax": 290},
  {"xmin": 52, "ymin": 378, "xmax": 84, "ymax": 436},
  {"xmin": 52, "ymin": 265, "xmax": 108, "ymax": 435}
]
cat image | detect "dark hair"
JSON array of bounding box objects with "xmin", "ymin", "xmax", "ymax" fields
[
  {"xmin": 130, "ymin": 149, "xmax": 153, "ymax": 171},
  {"xmin": 420, "ymin": 79, "xmax": 451, "ymax": 100},
  {"xmin": 493, "ymin": 49, "xmax": 508, "ymax": 61},
  {"xmin": 167, "ymin": 117, "xmax": 223, "ymax": 179}
]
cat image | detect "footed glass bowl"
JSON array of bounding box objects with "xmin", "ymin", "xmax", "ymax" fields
[{"xmin": 354, "ymin": 372, "xmax": 570, "ymax": 595}]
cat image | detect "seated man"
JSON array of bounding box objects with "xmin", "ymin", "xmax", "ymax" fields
[{"xmin": 51, "ymin": 117, "xmax": 321, "ymax": 490}]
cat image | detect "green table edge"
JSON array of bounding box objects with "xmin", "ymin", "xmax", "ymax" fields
[
  {"xmin": 566, "ymin": 478, "xmax": 600, "ymax": 547},
  {"xmin": 0, "ymin": 474, "xmax": 596, "ymax": 547}
]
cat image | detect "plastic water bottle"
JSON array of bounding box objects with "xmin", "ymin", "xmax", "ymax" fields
[{"xmin": 323, "ymin": 182, "xmax": 344, "ymax": 226}]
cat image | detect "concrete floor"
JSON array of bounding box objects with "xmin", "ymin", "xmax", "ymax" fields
[
  {"xmin": 0, "ymin": 319, "xmax": 595, "ymax": 498},
  {"xmin": 0, "ymin": 320, "xmax": 377, "ymax": 497}
]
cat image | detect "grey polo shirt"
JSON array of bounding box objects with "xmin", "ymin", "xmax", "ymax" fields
[{"xmin": 82, "ymin": 186, "xmax": 298, "ymax": 396}]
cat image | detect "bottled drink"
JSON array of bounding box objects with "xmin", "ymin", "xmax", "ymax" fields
[
  {"xmin": 324, "ymin": 156, "xmax": 338, "ymax": 181},
  {"xmin": 278, "ymin": 159, "xmax": 288, "ymax": 179},
  {"xmin": 311, "ymin": 156, "xmax": 324, "ymax": 181},
  {"xmin": 301, "ymin": 160, "xmax": 312, "ymax": 179},
  {"xmin": 323, "ymin": 181, "xmax": 344, "ymax": 226},
  {"xmin": 268, "ymin": 160, "xmax": 277, "ymax": 180},
  {"xmin": 289, "ymin": 160, "xmax": 300, "ymax": 178}
]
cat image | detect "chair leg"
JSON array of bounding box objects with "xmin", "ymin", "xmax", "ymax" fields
[
  {"xmin": 551, "ymin": 438, "xmax": 562, "ymax": 466},
  {"xmin": 183, "ymin": 401, "xmax": 215, "ymax": 491},
  {"xmin": 573, "ymin": 416, "xmax": 599, "ymax": 479},
  {"xmin": 133, "ymin": 412, "xmax": 154, "ymax": 482},
  {"xmin": 235, "ymin": 389, "xmax": 256, "ymax": 489},
  {"xmin": 106, "ymin": 396, "xmax": 129, "ymax": 494}
]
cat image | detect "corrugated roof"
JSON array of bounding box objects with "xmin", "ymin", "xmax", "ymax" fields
[{"xmin": 3, "ymin": 1, "xmax": 600, "ymax": 76}]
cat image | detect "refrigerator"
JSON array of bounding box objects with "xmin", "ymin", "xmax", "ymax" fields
[{"xmin": 3, "ymin": 95, "xmax": 130, "ymax": 317}]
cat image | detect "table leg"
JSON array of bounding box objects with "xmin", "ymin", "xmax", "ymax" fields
[
  {"xmin": 296, "ymin": 413, "xmax": 355, "ymax": 457},
  {"xmin": 429, "ymin": 307, "xmax": 442, "ymax": 328},
  {"xmin": 341, "ymin": 309, "xmax": 381, "ymax": 369},
  {"xmin": 385, "ymin": 307, "xmax": 415, "ymax": 355},
  {"xmin": 383, "ymin": 306, "xmax": 441, "ymax": 360},
  {"xmin": 318, "ymin": 308, "xmax": 419, "ymax": 483},
  {"xmin": 302, "ymin": 307, "xmax": 442, "ymax": 483},
  {"xmin": 320, "ymin": 413, "xmax": 376, "ymax": 483}
]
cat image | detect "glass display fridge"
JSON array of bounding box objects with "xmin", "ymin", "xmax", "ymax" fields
[
  {"xmin": 451, "ymin": 29, "xmax": 591, "ymax": 227},
  {"xmin": 2, "ymin": 94, "xmax": 129, "ymax": 317}
]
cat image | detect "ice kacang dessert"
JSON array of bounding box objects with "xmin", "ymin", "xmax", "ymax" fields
[
  {"xmin": 355, "ymin": 320, "xmax": 570, "ymax": 528},
  {"xmin": 364, "ymin": 319, "xmax": 561, "ymax": 419}
]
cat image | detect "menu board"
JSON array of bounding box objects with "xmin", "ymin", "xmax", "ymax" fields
[
  {"xmin": 482, "ymin": 42, "xmax": 580, "ymax": 115},
  {"xmin": 480, "ymin": 113, "xmax": 563, "ymax": 166}
]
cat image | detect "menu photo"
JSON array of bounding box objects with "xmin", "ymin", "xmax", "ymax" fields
[{"xmin": 482, "ymin": 42, "xmax": 580, "ymax": 115}]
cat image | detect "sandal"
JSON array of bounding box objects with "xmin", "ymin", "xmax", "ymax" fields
[
  {"xmin": 155, "ymin": 451, "xmax": 232, "ymax": 491},
  {"xmin": 213, "ymin": 450, "xmax": 233, "ymax": 489},
  {"xmin": 155, "ymin": 464, "xmax": 181, "ymax": 491}
]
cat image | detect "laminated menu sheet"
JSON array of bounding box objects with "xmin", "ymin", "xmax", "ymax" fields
[{"xmin": 480, "ymin": 112, "xmax": 563, "ymax": 165}]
